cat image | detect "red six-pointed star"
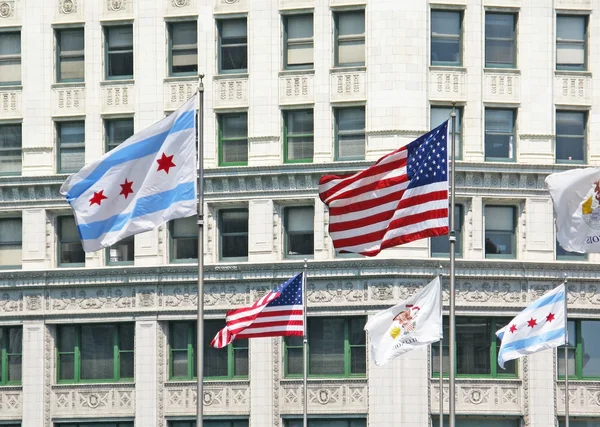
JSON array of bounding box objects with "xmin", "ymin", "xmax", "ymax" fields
[
  {"xmin": 156, "ymin": 153, "xmax": 176, "ymax": 174},
  {"xmin": 527, "ymin": 318, "xmax": 537, "ymax": 328},
  {"xmin": 509, "ymin": 324, "xmax": 517, "ymax": 334},
  {"xmin": 546, "ymin": 312, "xmax": 555, "ymax": 323},
  {"xmin": 89, "ymin": 190, "xmax": 108, "ymax": 206},
  {"xmin": 119, "ymin": 179, "xmax": 134, "ymax": 199}
]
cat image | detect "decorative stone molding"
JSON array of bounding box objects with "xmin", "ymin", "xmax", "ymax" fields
[
  {"xmin": 483, "ymin": 69, "xmax": 520, "ymax": 104},
  {"xmin": 0, "ymin": 89, "xmax": 21, "ymax": 118},
  {"xmin": 555, "ymin": 381, "xmax": 600, "ymax": 415},
  {"xmin": 280, "ymin": 380, "xmax": 368, "ymax": 414},
  {"xmin": 107, "ymin": 0, "xmax": 126, "ymax": 11},
  {"xmin": 172, "ymin": 0, "xmax": 190, "ymax": 6},
  {"xmin": 431, "ymin": 379, "xmax": 522, "ymax": 415},
  {"xmin": 279, "ymin": 73, "xmax": 314, "ymax": 105},
  {"xmin": 429, "ymin": 67, "xmax": 467, "ymax": 102},
  {"xmin": 554, "ymin": 72, "xmax": 591, "ymax": 106},
  {"xmin": 59, "ymin": 0, "xmax": 77, "ymax": 14},
  {"xmin": 214, "ymin": 0, "xmax": 247, "ymax": 14},
  {"xmin": 101, "ymin": 83, "xmax": 134, "ymax": 114},
  {"xmin": 214, "ymin": 76, "xmax": 248, "ymax": 109},
  {"xmin": 307, "ymin": 280, "xmax": 367, "ymax": 305},
  {"xmin": 0, "ymin": 387, "xmax": 22, "ymax": 419},
  {"xmin": 52, "ymin": 384, "xmax": 135, "ymax": 417},
  {"xmin": 331, "ymin": 69, "xmax": 366, "ymax": 103},
  {"xmin": 0, "ymin": 1, "xmax": 14, "ymax": 18},
  {"xmin": 164, "ymin": 382, "xmax": 250, "ymax": 415},
  {"xmin": 53, "ymin": 86, "xmax": 85, "ymax": 116},
  {"xmin": 164, "ymin": 80, "xmax": 195, "ymax": 111}
]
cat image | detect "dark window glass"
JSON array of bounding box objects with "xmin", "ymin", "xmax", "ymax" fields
[
  {"xmin": 171, "ymin": 217, "xmax": 198, "ymax": 261},
  {"xmin": 58, "ymin": 216, "xmax": 85, "ymax": 266},
  {"xmin": 485, "ymin": 13, "xmax": 516, "ymax": 68},
  {"xmin": 219, "ymin": 113, "xmax": 248, "ymax": 166},
  {"xmin": 559, "ymin": 320, "xmax": 600, "ymax": 380},
  {"xmin": 220, "ymin": 209, "xmax": 248, "ymax": 260},
  {"xmin": 284, "ymin": 14, "xmax": 313, "ymax": 70},
  {"xmin": 556, "ymin": 111, "xmax": 585, "ymax": 163},
  {"xmin": 557, "ymin": 15, "xmax": 586, "ymax": 71},
  {"xmin": 334, "ymin": 11, "xmax": 365, "ymax": 67},
  {"xmin": 335, "ymin": 107, "xmax": 365, "ymax": 161},
  {"xmin": 484, "ymin": 206, "xmax": 516, "ymax": 258},
  {"xmin": 169, "ymin": 21, "xmax": 198, "ymax": 76},
  {"xmin": 431, "ymin": 205, "xmax": 463, "ymax": 257},
  {"xmin": 0, "ymin": 123, "xmax": 22, "ymax": 175},
  {"xmin": 105, "ymin": 118, "xmax": 134, "ymax": 152},
  {"xmin": 57, "ymin": 121, "xmax": 85, "ymax": 173},
  {"xmin": 484, "ymin": 109, "xmax": 515, "ymax": 161},
  {"xmin": 0, "ymin": 218, "xmax": 22, "ymax": 268},
  {"xmin": 105, "ymin": 25, "xmax": 133, "ymax": 79},
  {"xmin": 0, "ymin": 31, "xmax": 21, "ymax": 85},
  {"xmin": 0, "ymin": 326, "xmax": 22, "ymax": 384},
  {"xmin": 219, "ymin": 19, "xmax": 247, "ymax": 73},
  {"xmin": 431, "ymin": 11, "xmax": 461, "ymax": 66},
  {"xmin": 57, "ymin": 28, "xmax": 84, "ymax": 82},
  {"xmin": 284, "ymin": 206, "xmax": 314, "ymax": 257},
  {"xmin": 284, "ymin": 110, "xmax": 314, "ymax": 163}
]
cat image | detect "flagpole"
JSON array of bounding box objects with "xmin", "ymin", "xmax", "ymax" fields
[
  {"xmin": 302, "ymin": 259, "xmax": 308, "ymax": 427},
  {"xmin": 564, "ymin": 274, "xmax": 569, "ymax": 427},
  {"xmin": 438, "ymin": 268, "xmax": 444, "ymax": 427},
  {"xmin": 196, "ymin": 74, "xmax": 205, "ymax": 427},
  {"xmin": 448, "ymin": 105, "xmax": 457, "ymax": 427}
]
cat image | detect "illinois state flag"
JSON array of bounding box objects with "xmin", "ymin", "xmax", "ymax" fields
[
  {"xmin": 364, "ymin": 276, "xmax": 442, "ymax": 366},
  {"xmin": 496, "ymin": 284, "xmax": 566, "ymax": 369},
  {"xmin": 319, "ymin": 121, "xmax": 449, "ymax": 256},
  {"xmin": 60, "ymin": 96, "xmax": 197, "ymax": 252},
  {"xmin": 546, "ymin": 167, "xmax": 600, "ymax": 253}
]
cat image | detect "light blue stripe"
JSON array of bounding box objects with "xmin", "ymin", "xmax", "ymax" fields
[
  {"xmin": 498, "ymin": 328, "xmax": 566, "ymax": 365},
  {"xmin": 66, "ymin": 110, "xmax": 195, "ymax": 201},
  {"xmin": 522, "ymin": 287, "xmax": 565, "ymax": 313},
  {"xmin": 77, "ymin": 181, "xmax": 195, "ymax": 241}
]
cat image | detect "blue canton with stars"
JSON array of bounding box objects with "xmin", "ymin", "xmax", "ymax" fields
[
  {"xmin": 405, "ymin": 121, "xmax": 448, "ymax": 189},
  {"xmin": 267, "ymin": 273, "xmax": 303, "ymax": 307}
]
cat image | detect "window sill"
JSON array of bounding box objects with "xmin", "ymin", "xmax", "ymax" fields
[
  {"xmin": 555, "ymin": 70, "xmax": 591, "ymax": 77},
  {"xmin": 0, "ymin": 84, "xmax": 23, "ymax": 90},
  {"xmin": 484, "ymin": 158, "xmax": 517, "ymax": 163},
  {"xmin": 330, "ymin": 65, "xmax": 366, "ymax": 74},
  {"xmin": 214, "ymin": 72, "xmax": 249, "ymax": 80},
  {"xmin": 484, "ymin": 255, "xmax": 517, "ymax": 260},
  {"xmin": 429, "ymin": 65, "xmax": 466, "ymax": 73},
  {"xmin": 100, "ymin": 79, "xmax": 135, "ymax": 86},
  {"xmin": 52, "ymin": 81, "xmax": 86, "ymax": 89},
  {"xmin": 57, "ymin": 263, "xmax": 86, "ymax": 268},
  {"xmin": 281, "ymin": 376, "xmax": 367, "ymax": 382},
  {"xmin": 164, "ymin": 75, "xmax": 200, "ymax": 83},
  {"xmin": 483, "ymin": 67, "xmax": 520, "ymax": 74},
  {"xmin": 54, "ymin": 381, "xmax": 135, "ymax": 387},
  {"xmin": 279, "ymin": 69, "xmax": 315, "ymax": 77}
]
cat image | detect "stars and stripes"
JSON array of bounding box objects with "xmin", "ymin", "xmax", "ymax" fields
[
  {"xmin": 211, "ymin": 273, "xmax": 304, "ymax": 349},
  {"xmin": 318, "ymin": 121, "xmax": 449, "ymax": 256}
]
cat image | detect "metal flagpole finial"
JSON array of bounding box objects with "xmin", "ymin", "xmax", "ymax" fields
[{"xmin": 198, "ymin": 73, "xmax": 205, "ymax": 91}]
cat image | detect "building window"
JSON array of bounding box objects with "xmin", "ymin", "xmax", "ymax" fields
[
  {"xmin": 107, "ymin": 236, "xmax": 134, "ymax": 265},
  {"xmin": 56, "ymin": 28, "xmax": 85, "ymax": 82},
  {"xmin": 484, "ymin": 206, "xmax": 516, "ymax": 259},
  {"xmin": 170, "ymin": 217, "xmax": 198, "ymax": 262},
  {"xmin": 285, "ymin": 317, "xmax": 366, "ymax": 377},
  {"xmin": 431, "ymin": 106, "xmax": 461, "ymax": 160},
  {"xmin": 557, "ymin": 15, "xmax": 586, "ymax": 71},
  {"xmin": 284, "ymin": 206, "xmax": 314, "ymax": 257},
  {"xmin": 284, "ymin": 109, "xmax": 314, "ymax": 163},
  {"xmin": 284, "ymin": 420, "xmax": 366, "ymax": 427},
  {"xmin": 168, "ymin": 21, "xmax": 198, "ymax": 76},
  {"xmin": 218, "ymin": 113, "xmax": 248, "ymax": 166},
  {"xmin": 335, "ymin": 107, "xmax": 365, "ymax": 161},
  {"xmin": 57, "ymin": 121, "xmax": 85, "ymax": 173},
  {"xmin": 431, "ymin": 205, "xmax": 463, "ymax": 258},
  {"xmin": 0, "ymin": 123, "xmax": 22, "ymax": 175},
  {"xmin": 104, "ymin": 25, "xmax": 133, "ymax": 80},
  {"xmin": 169, "ymin": 321, "xmax": 248, "ymax": 380},
  {"xmin": 0, "ymin": 218, "xmax": 22, "ymax": 269},
  {"xmin": 485, "ymin": 13, "xmax": 516, "ymax": 68},
  {"xmin": 56, "ymin": 423, "xmax": 133, "ymax": 427},
  {"xmin": 283, "ymin": 14, "xmax": 313, "ymax": 70},
  {"xmin": 0, "ymin": 31, "xmax": 21, "ymax": 85},
  {"xmin": 58, "ymin": 216, "xmax": 85, "ymax": 267},
  {"xmin": 219, "ymin": 209, "xmax": 248, "ymax": 261},
  {"xmin": 334, "ymin": 10, "xmax": 365, "ymax": 67},
  {"xmin": 434, "ymin": 417, "xmax": 521, "ymax": 427},
  {"xmin": 218, "ymin": 19, "xmax": 247, "ymax": 74},
  {"xmin": 556, "ymin": 111, "xmax": 586, "ymax": 164},
  {"xmin": 431, "ymin": 10, "xmax": 462, "ymax": 66},
  {"xmin": 559, "ymin": 320, "xmax": 600, "ymax": 379},
  {"xmin": 169, "ymin": 421, "xmax": 249, "ymax": 427},
  {"xmin": 57, "ymin": 323, "xmax": 134, "ymax": 382},
  {"xmin": 105, "ymin": 118, "xmax": 134, "ymax": 152},
  {"xmin": 0, "ymin": 326, "xmax": 22, "ymax": 385},
  {"xmin": 556, "ymin": 239, "xmax": 587, "ymax": 261},
  {"xmin": 484, "ymin": 109, "xmax": 515, "ymax": 161},
  {"xmin": 432, "ymin": 317, "xmax": 517, "ymax": 378}
]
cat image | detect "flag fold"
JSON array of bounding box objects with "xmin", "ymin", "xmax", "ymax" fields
[
  {"xmin": 211, "ymin": 273, "xmax": 304, "ymax": 349},
  {"xmin": 496, "ymin": 284, "xmax": 566, "ymax": 369},
  {"xmin": 364, "ymin": 276, "xmax": 442, "ymax": 366},
  {"xmin": 60, "ymin": 96, "xmax": 197, "ymax": 252}
]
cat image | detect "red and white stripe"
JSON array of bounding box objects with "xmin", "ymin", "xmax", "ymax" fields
[{"xmin": 319, "ymin": 146, "xmax": 448, "ymax": 257}]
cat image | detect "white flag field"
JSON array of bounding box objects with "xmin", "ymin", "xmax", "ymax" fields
[
  {"xmin": 60, "ymin": 96, "xmax": 197, "ymax": 252},
  {"xmin": 364, "ymin": 276, "xmax": 442, "ymax": 366},
  {"xmin": 546, "ymin": 167, "xmax": 600, "ymax": 253}
]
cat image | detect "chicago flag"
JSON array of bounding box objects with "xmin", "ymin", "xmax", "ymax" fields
[{"xmin": 60, "ymin": 96, "xmax": 197, "ymax": 252}]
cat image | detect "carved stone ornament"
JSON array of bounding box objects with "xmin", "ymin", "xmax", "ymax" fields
[
  {"xmin": 59, "ymin": 0, "xmax": 77, "ymax": 14},
  {"xmin": 222, "ymin": 0, "xmax": 239, "ymax": 3},
  {"xmin": 0, "ymin": 1, "xmax": 13, "ymax": 18},
  {"xmin": 107, "ymin": 0, "xmax": 125, "ymax": 11},
  {"xmin": 172, "ymin": 0, "xmax": 190, "ymax": 6}
]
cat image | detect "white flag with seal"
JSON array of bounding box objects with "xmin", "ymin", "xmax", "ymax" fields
[
  {"xmin": 546, "ymin": 167, "xmax": 600, "ymax": 253},
  {"xmin": 364, "ymin": 276, "xmax": 442, "ymax": 366}
]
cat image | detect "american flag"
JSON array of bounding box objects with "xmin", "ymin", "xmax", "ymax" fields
[
  {"xmin": 210, "ymin": 273, "xmax": 304, "ymax": 349},
  {"xmin": 319, "ymin": 121, "xmax": 449, "ymax": 256}
]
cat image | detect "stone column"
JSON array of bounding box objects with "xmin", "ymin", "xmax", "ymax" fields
[
  {"xmin": 22, "ymin": 321, "xmax": 46, "ymax": 427},
  {"xmin": 135, "ymin": 318, "xmax": 159, "ymax": 427}
]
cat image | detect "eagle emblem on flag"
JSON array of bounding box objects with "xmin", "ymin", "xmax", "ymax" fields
[
  {"xmin": 582, "ymin": 179, "xmax": 600, "ymax": 230},
  {"xmin": 389, "ymin": 304, "xmax": 420, "ymax": 339}
]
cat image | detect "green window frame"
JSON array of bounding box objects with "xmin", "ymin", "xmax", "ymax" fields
[
  {"xmin": 105, "ymin": 117, "xmax": 134, "ymax": 152},
  {"xmin": 169, "ymin": 420, "xmax": 249, "ymax": 427},
  {"xmin": 334, "ymin": 106, "xmax": 365, "ymax": 161},
  {"xmin": 106, "ymin": 236, "xmax": 134, "ymax": 266},
  {"xmin": 284, "ymin": 316, "xmax": 366, "ymax": 378},
  {"xmin": 0, "ymin": 122, "xmax": 21, "ymax": 176},
  {"xmin": 556, "ymin": 239, "xmax": 587, "ymax": 261},
  {"xmin": 57, "ymin": 323, "xmax": 134, "ymax": 383},
  {"xmin": 334, "ymin": 10, "xmax": 365, "ymax": 67},
  {"xmin": 57, "ymin": 216, "xmax": 85, "ymax": 267},
  {"xmin": 484, "ymin": 109, "xmax": 515, "ymax": 162},
  {"xmin": 433, "ymin": 417, "xmax": 521, "ymax": 427},
  {"xmin": 284, "ymin": 419, "xmax": 366, "ymax": 427},
  {"xmin": 168, "ymin": 21, "xmax": 198, "ymax": 76},
  {"xmin": 431, "ymin": 10, "xmax": 462, "ymax": 66},
  {"xmin": 104, "ymin": 25, "xmax": 133, "ymax": 80},
  {"xmin": 218, "ymin": 113, "xmax": 248, "ymax": 166},
  {"xmin": 56, "ymin": 423, "xmax": 133, "ymax": 427},
  {"xmin": 484, "ymin": 205, "xmax": 516, "ymax": 259},
  {"xmin": 56, "ymin": 27, "xmax": 85, "ymax": 83},
  {"xmin": 432, "ymin": 316, "xmax": 517, "ymax": 379},
  {"xmin": 0, "ymin": 217, "xmax": 22, "ymax": 269},
  {"xmin": 283, "ymin": 13, "xmax": 314, "ymax": 70},
  {"xmin": 219, "ymin": 209, "xmax": 249, "ymax": 261},
  {"xmin": 431, "ymin": 106, "xmax": 462, "ymax": 160},
  {"xmin": 556, "ymin": 110, "xmax": 586, "ymax": 164},
  {"xmin": 0, "ymin": 31, "xmax": 21, "ymax": 85},
  {"xmin": 0, "ymin": 325, "xmax": 22, "ymax": 385},
  {"xmin": 558, "ymin": 320, "xmax": 600, "ymax": 380},
  {"xmin": 557, "ymin": 15, "xmax": 587, "ymax": 71},
  {"xmin": 430, "ymin": 204, "xmax": 463, "ymax": 258},
  {"xmin": 57, "ymin": 120, "xmax": 85, "ymax": 174},
  {"xmin": 284, "ymin": 206, "xmax": 314, "ymax": 258},
  {"xmin": 485, "ymin": 13, "xmax": 516, "ymax": 68},
  {"xmin": 218, "ymin": 19, "xmax": 248, "ymax": 74},
  {"xmin": 169, "ymin": 321, "xmax": 248, "ymax": 380},
  {"xmin": 283, "ymin": 109, "xmax": 314, "ymax": 163},
  {"xmin": 169, "ymin": 217, "xmax": 198, "ymax": 262}
]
